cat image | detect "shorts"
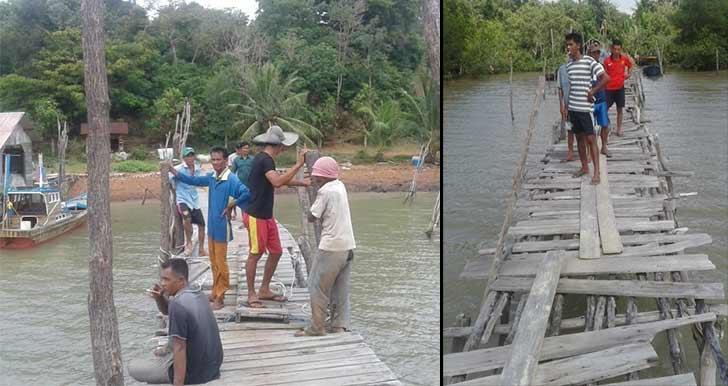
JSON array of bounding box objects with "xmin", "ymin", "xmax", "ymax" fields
[
  {"xmin": 606, "ymin": 88, "xmax": 625, "ymax": 108},
  {"xmin": 593, "ymin": 102, "xmax": 610, "ymax": 128},
  {"xmin": 243, "ymin": 212, "xmax": 282, "ymax": 255},
  {"xmin": 177, "ymin": 203, "xmax": 205, "ymax": 226},
  {"xmin": 568, "ymin": 110, "xmax": 595, "ymax": 136}
]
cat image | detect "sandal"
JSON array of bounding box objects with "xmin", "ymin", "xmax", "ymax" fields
[
  {"xmin": 259, "ymin": 294, "xmax": 288, "ymax": 302},
  {"xmin": 242, "ymin": 300, "xmax": 265, "ymax": 309},
  {"xmin": 572, "ymin": 169, "xmax": 588, "ymax": 178}
]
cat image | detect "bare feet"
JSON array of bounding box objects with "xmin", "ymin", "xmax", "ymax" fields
[
  {"xmin": 329, "ymin": 327, "xmax": 346, "ymax": 333},
  {"xmin": 591, "ymin": 175, "xmax": 600, "ymax": 185},
  {"xmin": 601, "ymin": 149, "xmax": 612, "ymax": 158},
  {"xmin": 560, "ymin": 153, "xmax": 574, "ymax": 163},
  {"xmin": 259, "ymin": 289, "xmax": 288, "ymax": 302},
  {"xmin": 572, "ymin": 169, "xmax": 589, "ymax": 178},
  {"xmin": 294, "ymin": 328, "xmax": 325, "ymax": 337},
  {"xmin": 210, "ymin": 299, "xmax": 225, "ymax": 310},
  {"xmin": 198, "ymin": 248, "xmax": 208, "ymax": 257},
  {"xmin": 184, "ymin": 243, "xmax": 193, "ymax": 256}
]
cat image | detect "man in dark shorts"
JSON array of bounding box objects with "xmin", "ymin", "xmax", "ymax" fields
[
  {"xmin": 603, "ymin": 39, "xmax": 633, "ymax": 136},
  {"xmin": 243, "ymin": 125, "xmax": 310, "ymax": 308},
  {"xmin": 564, "ymin": 32, "xmax": 610, "ymax": 185},
  {"xmin": 169, "ymin": 147, "xmax": 207, "ymax": 257},
  {"xmin": 129, "ymin": 258, "xmax": 223, "ymax": 385},
  {"xmin": 588, "ymin": 44, "xmax": 612, "ymax": 157}
]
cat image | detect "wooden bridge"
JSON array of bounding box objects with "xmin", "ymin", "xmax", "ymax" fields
[
  {"xmin": 443, "ymin": 73, "xmax": 727, "ymax": 386},
  {"xmin": 145, "ymin": 190, "xmax": 401, "ymax": 385}
]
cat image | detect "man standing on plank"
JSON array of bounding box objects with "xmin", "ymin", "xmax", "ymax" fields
[
  {"xmin": 166, "ymin": 146, "xmax": 250, "ymax": 310},
  {"xmin": 556, "ymin": 53, "xmax": 574, "ymax": 162},
  {"xmin": 296, "ymin": 156, "xmax": 356, "ymax": 337},
  {"xmin": 603, "ymin": 39, "xmax": 633, "ymax": 136},
  {"xmin": 564, "ymin": 32, "xmax": 610, "ymax": 185},
  {"xmin": 243, "ymin": 125, "xmax": 310, "ymax": 308},
  {"xmin": 169, "ymin": 147, "xmax": 207, "ymax": 257},
  {"xmin": 588, "ymin": 44, "xmax": 612, "ymax": 158}
]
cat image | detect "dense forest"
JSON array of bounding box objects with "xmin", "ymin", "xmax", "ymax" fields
[
  {"xmin": 0, "ymin": 0, "xmax": 438, "ymax": 158},
  {"xmin": 444, "ymin": 0, "xmax": 728, "ymax": 77}
]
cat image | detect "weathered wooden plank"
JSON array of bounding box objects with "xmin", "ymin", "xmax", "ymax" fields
[
  {"xmin": 597, "ymin": 154, "xmax": 624, "ymax": 254},
  {"xmin": 490, "ymin": 277, "xmax": 725, "ymax": 300},
  {"xmin": 500, "ymin": 252, "xmax": 561, "ymax": 386},
  {"xmin": 508, "ymin": 233, "xmax": 711, "ymax": 254},
  {"xmin": 602, "ymin": 373, "xmax": 697, "ymax": 386},
  {"xmin": 443, "ymin": 313, "xmax": 714, "ymax": 377},
  {"xmin": 222, "ymin": 342, "xmax": 369, "ymax": 363},
  {"xmin": 494, "ymin": 254, "xmax": 714, "ymax": 277},
  {"xmin": 523, "ymin": 180, "xmax": 659, "ymax": 190},
  {"xmin": 454, "ymin": 342, "xmax": 658, "ymax": 386},
  {"xmin": 509, "ymin": 219, "xmax": 674, "ymax": 237},
  {"xmin": 209, "ymin": 362, "xmax": 397, "ymax": 386}
]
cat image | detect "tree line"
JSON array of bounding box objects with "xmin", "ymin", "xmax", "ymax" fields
[
  {"xmin": 0, "ymin": 0, "xmax": 439, "ymax": 155},
  {"xmin": 444, "ymin": 0, "xmax": 728, "ymax": 77}
]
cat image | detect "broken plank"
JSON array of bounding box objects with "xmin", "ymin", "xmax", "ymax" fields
[
  {"xmin": 508, "ymin": 219, "xmax": 674, "ymax": 237},
  {"xmin": 490, "ymin": 277, "xmax": 724, "ymax": 300},
  {"xmin": 500, "ymin": 252, "xmax": 561, "ymax": 386},
  {"xmin": 509, "ymin": 233, "xmax": 711, "ymax": 254},
  {"xmin": 602, "ymin": 373, "xmax": 697, "ymax": 386},
  {"xmin": 443, "ymin": 313, "xmax": 714, "ymax": 377}
]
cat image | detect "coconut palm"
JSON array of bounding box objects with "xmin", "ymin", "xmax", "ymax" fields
[
  {"xmin": 231, "ymin": 62, "xmax": 323, "ymax": 145},
  {"xmin": 356, "ymin": 99, "xmax": 403, "ymax": 152},
  {"xmin": 401, "ymin": 73, "xmax": 439, "ymax": 150}
]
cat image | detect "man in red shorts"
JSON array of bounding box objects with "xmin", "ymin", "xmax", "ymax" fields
[
  {"xmin": 243, "ymin": 126, "xmax": 310, "ymax": 308},
  {"xmin": 603, "ymin": 38, "xmax": 633, "ymax": 136}
]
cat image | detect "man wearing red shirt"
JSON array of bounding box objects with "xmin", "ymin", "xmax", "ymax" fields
[{"xmin": 603, "ymin": 39, "xmax": 633, "ymax": 136}]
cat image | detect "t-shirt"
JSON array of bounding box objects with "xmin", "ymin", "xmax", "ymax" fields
[
  {"xmin": 566, "ymin": 56, "xmax": 605, "ymax": 113},
  {"xmin": 591, "ymin": 78, "xmax": 606, "ymax": 104},
  {"xmin": 167, "ymin": 286, "xmax": 223, "ymax": 384},
  {"xmin": 230, "ymin": 155, "xmax": 254, "ymax": 187},
  {"xmin": 169, "ymin": 163, "xmax": 202, "ymax": 209},
  {"xmin": 604, "ymin": 54, "xmax": 633, "ymax": 90},
  {"xmin": 245, "ymin": 152, "xmax": 276, "ymax": 219},
  {"xmin": 556, "ymin": 63, "xmax": 570, "ymax": 106},
  {"xmin": 310, "ymin": 179, "xmax": 356, "ymax": 251},
  {"xmin": 227, "ymin": 153, "xmax": 238, "ymax": 167}
]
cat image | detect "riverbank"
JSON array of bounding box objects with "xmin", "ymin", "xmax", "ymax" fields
[{"xmin": 66, "ymin": 163, "xmax": 440, "ymax": 202}]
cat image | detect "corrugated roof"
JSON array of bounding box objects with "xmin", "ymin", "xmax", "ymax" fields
[{"xmin": 0, "ymin": 112, "xmax": 32, "ymax": 148}]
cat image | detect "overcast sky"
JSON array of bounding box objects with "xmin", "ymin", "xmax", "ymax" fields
[{"xmin": 543, "ymin": 0, "xmax": 637, "ymax": 15}]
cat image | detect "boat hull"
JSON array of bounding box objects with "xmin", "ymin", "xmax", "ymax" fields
[
  {"xmin": 643, "ymin": 65, "xmax": 662, "ymax": 77},
  {"xmin": 0, "ymin": 211, "xmax": 87, "ymax": 249}
]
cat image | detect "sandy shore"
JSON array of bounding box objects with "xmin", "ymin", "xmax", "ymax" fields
[{"xmin": 66, "ymin": 163, "xmax": 440, "ymax": 202}]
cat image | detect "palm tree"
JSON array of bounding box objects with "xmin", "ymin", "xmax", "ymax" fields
[
  {"xmin": 356, "ymin": 100, "xmax": 403, "ymax": 152},
  {"xmin": 231, "ymin": 63, "xmax": 323, "ymax": 145},
  {"xmin": 401, "ymin": 74, "xmax": 440, "ymax": 163}
]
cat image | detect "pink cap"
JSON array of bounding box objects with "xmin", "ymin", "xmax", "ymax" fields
[{"xmin": 311, "ymin": 156, "xmax": 339, "ymax": 179}]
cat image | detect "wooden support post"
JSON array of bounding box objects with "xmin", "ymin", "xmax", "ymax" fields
[
  {"xmin": 654, "ymin": 271, "xmax": 685, "ymax": 374},
  {"xmin": 717, "ymin": 48, "xmax": 720, "ymax": 73},
  {"xmin": 159, "ymin": 162, "xmax": 173, "ymax": 263},
  {"xmin": 509, "ymin": 56, "xmax": 515, "ymax": 122},
  {"xmin": 505, "ymin": 294, "xmax": 527, "ymax": 344},
  {"xmin": 695, "ymin": 299, "xmax": 728, "ymax": 386},
  {"xmin": 451, "ymin": 313, "xmax": 472, "ymax": 354},
  {"xmin": 500, "ymin": 252, "xmax": 562, "ymax": 386}
]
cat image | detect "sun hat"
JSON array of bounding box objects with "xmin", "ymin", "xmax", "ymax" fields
[
  {"xmin": 311, "ymin": 156, "xmax": 339, "ymax": 179},
  {"xmin": 182, "ymin": 147, "xmax": 195, "ymax": 156},
  {"xmin": 252, "ymin": 125, "xmax": 299, "ymax": 146}
]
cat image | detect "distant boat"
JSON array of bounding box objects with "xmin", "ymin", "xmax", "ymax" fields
[
  {"xmin": 0, "ymin": 187, "xmax": 87, "ymax": 249},
  {"xmin": 643, "ymin": 65, "xmax": 662, "ymax": 77}
]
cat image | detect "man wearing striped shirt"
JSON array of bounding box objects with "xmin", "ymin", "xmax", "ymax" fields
[{"xmin": 563, "ymin": 33, "xmax": 610, "ymax": 185}]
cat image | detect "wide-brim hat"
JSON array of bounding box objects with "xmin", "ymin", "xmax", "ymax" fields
[{"xmin": 252, "ymin": 125, "xmax": 299, "ymax": 146}]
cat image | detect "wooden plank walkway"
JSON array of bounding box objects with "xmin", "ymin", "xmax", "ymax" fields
[
  {"xmin": 445, "ymin": 73, "xmax": 727, "ymax": 385},
  {"xmin": 155, "ymin": 190, "xmax": 401, "ymax": 385}
]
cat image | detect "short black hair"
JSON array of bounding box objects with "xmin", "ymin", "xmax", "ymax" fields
[
  {"xmin": 611, "ymin": 38, "xmax": 622, "ymax": 47},
  {"xmin": 235, "ymin": 141, "xmax": 250, "ymax": 149},
  {"xmin": 161, "ymin": 258, "xmax": 188, "ymax": 281},
  {"xmin": 209, "ymin": 146, "xmax": 228, "ymax": 158},
  {"xmin": 565, "ymin": 33, "xmax": 583, "ymax": 47}
]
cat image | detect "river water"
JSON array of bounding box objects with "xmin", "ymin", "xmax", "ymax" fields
[
  {"xmin": 0, "ymin": 192, "xmax": 439, "ymax": 386},
  {"xmin": 444, "ymin": 71, "xmax": 728, "ymax": 375}
]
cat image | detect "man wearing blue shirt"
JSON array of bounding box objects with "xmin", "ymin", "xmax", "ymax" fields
[
  {"xmin": 169, "ymin": 147, "xmax": 207, "ymax": 257},
  {"xmin": 166, "ymin": 147, "xmax": 251, "ymax": 310}
]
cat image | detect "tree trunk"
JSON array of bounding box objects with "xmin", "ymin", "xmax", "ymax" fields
[
  {"xmin": 81, "ymin": 0, "xmax": 124, "ymax": 384},
  {"xmin": 423, "ymin": 0, "xmax": 440, "ymax": 83}
]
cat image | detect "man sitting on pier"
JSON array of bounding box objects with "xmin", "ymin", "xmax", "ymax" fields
[
  {"xmin": 166, "ymin": 147, "xmax": 251, "ymax": 310},
  {"xmin": 129, "ymin": 258, "xmax": 223, "ymax": 385},
  {"xmin": 243, "ymin": 125, "xmax": 310, "ymax": 308},
  {"xmin": 169, "ymin": 147, "xmax": 207, "ymax": 257},
  {"xmin": 296, "ymin": 156, "xmax": 356, "ymax": 337},
  {"xmin": 564, "ymin": 32, "xmax": 610, "ymax": 185}
]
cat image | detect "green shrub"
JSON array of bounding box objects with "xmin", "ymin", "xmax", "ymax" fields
[
  {"xmin": 352, "ymin": 150, "xmax": 376, "ymax": 164},
  {"xmin": 129, "ymin": 146, "xmax": 148, "ymax": 160},
  {"xmin": 275, "ymin": 150, "xmax": 297, "ymax": 167},
  {"xmin": 113, "ymin": 160, "xmax": 157, "ymax": 173}
]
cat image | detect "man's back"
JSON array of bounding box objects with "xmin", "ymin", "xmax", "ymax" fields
[
  {"xmin": 168, "ymin": 287, "xmax": 223, "ymax": 384},
  {"xmin": 246, "ymin": 152, "xmax": 276, "ymax": 219}
]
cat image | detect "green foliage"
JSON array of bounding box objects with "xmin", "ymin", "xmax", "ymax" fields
[
  {"xmin": 148, "ymin": 88, "xmax": 185, "ymax": 140},
  {"xmin": 444, "ymin": 0, "xmax": 728, "ymax": 76},
  {"xmin": 112, "ymin": 160, "xmax": 157, "ymax": 173},
  {"xmin": 128, "ymin": 146, "xmax": 148, "ymax": 161},
  {"xmin": 356, "ymin": 99, "xmax": 404, "ymax": 151}
]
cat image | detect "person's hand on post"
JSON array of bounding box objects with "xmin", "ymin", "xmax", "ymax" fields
[
  {"xmin": 297, "ymin": 146, "xmax": 308, "ymax": 167},
  {"xmin": 300, "ymin": 178, "xmax": 311, "ymax": 187},
  {"xmin": 163, "ymin": 161, "xmax": 176, "ymax": 175}
]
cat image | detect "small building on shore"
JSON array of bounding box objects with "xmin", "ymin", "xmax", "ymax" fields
[
  {"xmin": 80, "ymin": 121, "xmax": 129, "ymax": 152},
  {"xmin": 0, "ymin": 112, "xmax": 34, "ymax": 189}
]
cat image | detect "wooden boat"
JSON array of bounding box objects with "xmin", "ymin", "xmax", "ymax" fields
[
  {"xmin": 643, "ymin": 64, "xmax": 662, "ymax": 77},
  {"xmin": 0, "ymin": 187, "xmax": 87, "ymax": 248}
]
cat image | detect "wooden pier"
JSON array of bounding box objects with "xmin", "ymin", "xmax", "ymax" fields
[
  {"xmin": 149, "ymin": 190, "xmax": 401, "ymax": 385},
  {"xmin": 444, "ymin": 73, "xmax": 727, "ymax": 386}
]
